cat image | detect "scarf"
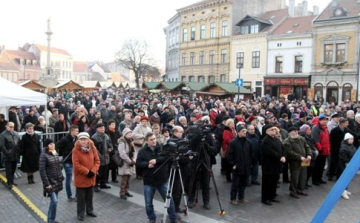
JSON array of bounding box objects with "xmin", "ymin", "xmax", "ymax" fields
[{"xmin": 81, "ymin": 144, "xmax": 91, "ymax": 153}]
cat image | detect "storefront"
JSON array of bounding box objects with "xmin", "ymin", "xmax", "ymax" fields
[{"xmin": 264, "ymin": 76, "xmax": 310, "ymax": 99}]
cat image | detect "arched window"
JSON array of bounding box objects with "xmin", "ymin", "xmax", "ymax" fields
[
  {"xmin": 342, "ymin": 83, "xmax": 353, "ymax": 101},
  {"xmin": 220, "ymin": 74, "xmax": 226, "ymax": 83},
  {"xmin": 198, "ymin": 76, "xmax": 205, "ymax": 83},
  {"xmin": 189, "ymin": 76, "xmax": 195, "ymax": 82},
  {"xmin": 208, "ymin": 75, "xmax": 215, "ymax": 83}
]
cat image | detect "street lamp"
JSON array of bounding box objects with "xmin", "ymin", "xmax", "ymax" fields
[{"xmin": 237, "ymin": 62, "xmax": 243, "ymax": 103}]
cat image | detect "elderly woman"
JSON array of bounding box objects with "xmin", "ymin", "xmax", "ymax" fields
[
  {"xmin": 20, "ymin": 123, "xmax": 41, "ymax": 184},
  {"xmin": 222, "ymin": 119, "xmax": 237, "ymax": 182},
  {"xmin": 118, "ymin": 128, "xmax": 136, "ymax": 200},
  {"xmin": 299, "ymin": 124, "xmax": 317, "ymax": 188}
]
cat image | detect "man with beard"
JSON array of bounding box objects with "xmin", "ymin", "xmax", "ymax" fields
[
  {"xmin": 261, "ymin": 124, "xmax": 286, "ymax": 205},
  {"xmin": 283, "ymin": 127, "xmax": 312, "ymax": 199}
]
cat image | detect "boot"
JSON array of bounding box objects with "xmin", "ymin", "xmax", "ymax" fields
[
  {"xmin": 341, "ymin": 191, "xmax": 349, "ymax": 200},
  {"xmin": 27, "ymin": 176, "xmax": 32, "ymax": 184},
  {"xmin": 30, "ymin": 175, "xmax": 35, "ymax": 184}
]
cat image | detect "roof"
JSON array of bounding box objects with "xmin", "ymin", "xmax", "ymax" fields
[
  {"xmin": 99, "ymin": 81, "xmax": 115, "ymax": 88},
  {"xmin": 236, "ymin": 15, "xmax": 273, "ymax": 26},
  {"xmin": 97, "ymin": 63, "xmax": 111, "ymax": 73},
  {"xmin": 82, "ymin": 81, "xmax": 101, "ymax": 88},
  {"xmin": 73, "ymin": 61, "xmax": 88, "ymax": 72},
  {"xmin": 0, "ymin": 51, "xmax": 18, "ymax": 71},
  {"xmin": 177, "ymin": 0, "xmax": 213, "ymax": 12},
  {"xmin": 316, "ymin": 0, "xmax": 360, "ymax": 21},
  {"xmin": 90, "ymin": 72, "xmax": 106, "ymax": 81},
  {"xmin": 34, "ymin": 44, "xmax": 72, "ymax": 56},
  {"xmin": 143, "ymin": 82, "xmax": 161, "ymax": 89},
  {"xmin": 19, "ymin": 80, "xmax": 47, "ymax": 89},
  {"xmin": 205, "ymin": 83, "xmax": 252, "ymax": 94},
  {"xmin": 160, "ymin": 82, "xmax": 185, "ymax": 90},
  {"xmin": 53, "ymin": 80, "xmax": 83, "ymax": 89},
  {"xmin": 187, "ymin": 82, "xmax": 207, "ymax": 91},
  {"xmin": 6, "ymin": 50, "xmax": 37, "ymax": 60},
  {"xmin": 271, "ymin": 15, "xmax": 316, "ymax": 35},
  {"xmin": 260, "ymin": 8, "xmax": 289, "ymax": 32}
]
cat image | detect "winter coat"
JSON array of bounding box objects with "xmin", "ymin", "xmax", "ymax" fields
[
  {"xmin": 0, "ymin": 130, "xmax": 20, "ymax": 161},
  {"xmin": 299, "ymin": 132, "xmax": 318, "ymax": 160},
  {"xmin": 20, "ymin": 133, "xmax": 41, "ymax": 173},
  {"xmin": 72, "ymin": 140, "xmax": 100, "ymax": 188},
  {"xmin": 39, "ymin": 149, "xmax": 64, "ymax": 192},
  {"xmin": 222, "ymin": 126, "xmax": 236, "ymax": 157},
  {"xmin": 327, "ymin": 120, "xmax": 338, "ymax": 133},
  {"xmin": 136, "ymin": 144, "xmax": 168, "ymax": 186},
  {"xmin": 227, "ymin": 136, "xmax": 252, "ymax": 175},
  {"xmin": 55, "ymin": 133, "xmax": 76, "ymax": 164},
  {"xmin": 329, "ymin": 126, "xmax": 348, "ymax": 155},
  {"xmin": 133, "ymin": 125, "xmax": 152, "ymax": 137},
  {"xmin": 311, "ymin": 123, "xmax": 330, "ymax": 156},
  {"xmin": 338, "ymin": 141, "xmax": 356, "ymax": 174},
  {"xmin": 283, "ymin": 136, "xmax": 312, "ymax": 169},
  {"xmin": 247, "ymin": 133, "xmax": 261, "ymax": 161},
  {"xmin": 150, "ymin": 114, "xmax": 161, "ymax": 126},
  {"xmin": 261, "ymin": 135, "xmax": 285, "ymax": 175},
  {"xmin": 91, "ymin": 132, "xmax": 112, "ymax": 166},
  {"xmin": 118, "ymin": 137, "xmax": 135, "ymax": 176}
]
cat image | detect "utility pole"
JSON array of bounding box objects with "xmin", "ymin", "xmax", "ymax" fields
[{"xmin": 237, "ymin": 62, "xmax": 243, "ymax": 103}]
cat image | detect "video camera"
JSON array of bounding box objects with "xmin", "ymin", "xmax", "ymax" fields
[
  {"xmin": 162, "ymin": 139, "xmax": 197, "ymax": 157},
  {"xmin": 187, "ymin": 120, "xmax": 212, "ymax": 148}
]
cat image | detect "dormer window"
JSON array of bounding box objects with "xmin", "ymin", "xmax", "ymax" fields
[
  {"xmin": 241, "ymin": 26, "xmax": 249, "ymax": 34},
  {"xmin": 241, "ymin": 24, "xmax": 258, "ymax": 34},
  {"xmin": 26, "ymin": 60, "xmax": 31, "ymax": 65},
  {"xmin": 33, "ymin": 60, "xmax": 37, "ymax": 66},
  {"xmin": 250, "ymin": 25, "xmax": 259, "ymax": 34}
]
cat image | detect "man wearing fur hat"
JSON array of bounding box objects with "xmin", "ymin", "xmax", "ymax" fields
[
  {"xmin": 283, "ymin": 127, "xmax": 312, "ymax": 199},
  {"xmin": 91, "ymin": 123, "xmax": 113, "ymax": 192}
]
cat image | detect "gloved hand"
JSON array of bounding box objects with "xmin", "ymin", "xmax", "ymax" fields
[{"xmin": 87, "ymin": 170, "xmax": 95, "ymax": 178}]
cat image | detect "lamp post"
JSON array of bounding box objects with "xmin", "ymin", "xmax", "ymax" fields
[{"xmin": 237, "ymin": 62, "xmax": 243, "ymax": 103}]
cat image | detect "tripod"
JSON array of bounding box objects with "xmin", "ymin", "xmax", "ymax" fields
[
  {"xmin": 187, "ymin": 138, "xmax": 225, "ymax": 216},
  {"xmin": 154, "ymin": 155, "xmax": 191, "ymax": 223}
]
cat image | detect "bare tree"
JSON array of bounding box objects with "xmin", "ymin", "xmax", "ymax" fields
[{"xmin": 115, "ymin": 38, "xmax": 158, "ymax": 89}]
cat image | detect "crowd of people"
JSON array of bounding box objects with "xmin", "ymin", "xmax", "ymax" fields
[{"xmin": 0, "ymin": 88, "xmax": 359, "ymax": 223}]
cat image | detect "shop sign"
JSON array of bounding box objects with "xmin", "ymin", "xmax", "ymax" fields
[
  {"xmin": 293, "ymin": 78, "xmax": 308, "ymax": 85},
  {"xmin": 265, "ymin": 78, "xmax": 278, "ymax": 85},
  {"xmin": 279, "ymin": 79, "xmax": 293, "ymax": 85}
]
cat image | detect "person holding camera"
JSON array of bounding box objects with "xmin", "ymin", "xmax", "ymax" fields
[
  {"xmin": 72, "ymin": 132, "xmax": 100, "ymax": 221},
  {"xmin": 39, "ymin": 138, "xmax": 64, "ymax": 223},
  {"xmin": 136, "ymin": 132, "xmax": 180, "ymax": 223},
  {"xmin": 187, "ymin": 116, "xmax": 217, "ymax": 210}
]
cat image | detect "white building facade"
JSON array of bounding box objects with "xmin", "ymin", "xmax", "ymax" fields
[{"xmin": 164, "ymin": 13, "xmax": 181, "ymax": 82}]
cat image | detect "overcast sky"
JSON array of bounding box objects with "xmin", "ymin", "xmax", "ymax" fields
[{"xmin": 0, "ymin": 0, "xmax": 330, "ymax": 68}]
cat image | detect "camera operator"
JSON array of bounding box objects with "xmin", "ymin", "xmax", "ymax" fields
[
  {"xmin": 165, "ymin": 126, "xmax": 192, "ymax": 213},
  {"xmin": 187, "ymin": 116, "xmax": 217, "ymax": 210}
]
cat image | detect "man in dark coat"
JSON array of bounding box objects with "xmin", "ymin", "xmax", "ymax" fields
[
  {"xmin": 8, "ymin": 107, "xmax": 21, "ymax": 132},
  {"xmin": 228, "ymin": 125, "xmax": 252, "ymax": 205},
  {"xmin": 55, "ymin": 125, "xmax": 79, "ymax": 201},
  {"xmin": 0, "ymin": 113, "xmax": 8, "ymax": 133},
  {"xmin": 246, "ymin": 124, "xmax": 261, "ymax": 185},
  {"xmin": 260, "ymin": 124, "xmax": 286, "ymax": 205}
]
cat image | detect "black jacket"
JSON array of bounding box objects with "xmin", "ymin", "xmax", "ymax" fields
[
  {"xmin": 0, "ymin": 130, "xmax": 20, "ymax": 161},
  {"xmin": 228, "ymin": 136, "xmax": 252, "ymax": 175},
  {"xmin": 55, "ymin": 134, "xmax": 76, "ymax": 164},
  {"xmin": 20, "ymin": 133, "xmax": 41, "ymax": 173},
  {"xmin": 247, "ymin": 133, "xmax": 261, "ymax": 161},
  {"xmin": 136, "ymin": 145, "xmax": 168, "ymax": 186},
  {"xmin": 330, "ymin": 126, "xmax": 348, "ymax": 155},
  {"xmin": 338, "ymin": 141, "xmax": 356, "ymax": 174},
  {"xmin": 39, "ymin": 149, "xmax": 64, "ymax": 192},
  {"xmin": 261, "ymin": 135, "xmax": 285, "ymax": 175}
]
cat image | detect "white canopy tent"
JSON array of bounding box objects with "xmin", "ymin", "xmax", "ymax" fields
[{"xmin": 0, "ymin": 77, "xmax": 47, "ymax": 120}]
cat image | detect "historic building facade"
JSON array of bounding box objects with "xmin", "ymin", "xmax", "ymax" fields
[
  {"xmin": 311, "ymin": 0, "xmax": 360, "ymax": 104},
  {"xmin": 164, "ymin": 13, "xmax": 181, "ymax": 82}
]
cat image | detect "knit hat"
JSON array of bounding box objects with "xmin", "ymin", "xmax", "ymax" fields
[
  {"xmin": 299, "ymin": 124, "xmax": 310, "ymax": 133},
  {"xmin": 263, "ymin": 124, "xmax": 275, "ymax": 133},
  {"xmin": 95, "ymin": 123, "xmax": 105, "ymax": 128},
  {"xmin": 140, "ymin": 116, "xmax": 149, "ymax": 122},
  {"xmin": 236, "ymin": 124, "xmax": 246, "ymax": 132},
  {"xmin": 248, "ymin": 115, "xmax": 256, "ymax": 123},
  {"xmin": 122, "ymin": 128, "xmax": 132, "ymax": 137},
  {"xmin": 344, "ymin": 133, "xmax": 354, "ymax": 141},
  {"xmin": 287, "ymin": 126, "xmax": 299, "ymax": 133},
  {"xmin": 78, "ymin": 132, "xmax": 90, "ymax": 139},
  {"xmin": 44, "ymin": 138, "xmax": 54, "ymax": 148},
  {"xmin": 299, "ymin": 112, "xmax": 307, "ymax": 118}
]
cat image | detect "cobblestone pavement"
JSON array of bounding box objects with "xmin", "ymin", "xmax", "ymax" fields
[{"xmin": 2, "ymin": 155, "xmax": 360, "ymax": 223}]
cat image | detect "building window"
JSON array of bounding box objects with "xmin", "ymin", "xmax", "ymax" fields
[
  {"xmin": 182, "ymin": 76, "xmax": 187, "ymax": 82},
  {"xmin": 277, "ymin": 43, "xmax": 282, "ymax": 47},
  {"xmin": 208, "ymin": 75, "xmax": 215, "ymax": 83},
  {"xmin": 189, "ymin": 76, "xmax": 195, "ymax": 82},
  {"xmin": 221, "ymin": 49, "xmax": 226, "ymax": 63},
  {"xmin": 241, "ymin": 26, "xmax": 249, "ymax": 35},
  {"xmin": 183, "ymin": 29, "xmax": 188, "ymax": 42},
  {"xmin": 336, "ymin": 43, "xmax": 345, "ymax": 62},
  {"xmin": 275, "ymin": 56, "xmax": 283, "ymax": 73},
  {"xmin": 198, "ymin": 76, "xmax": 205, "ymax": 83},
  {"xmin": 252, "ymin": 51, "xmax": 260, "ymax": 68},
  {"xmin": 250, "ymin": 24, "xmax": 259, "ymax": 34},
  {"xmin": 222, "ymin": 21, "xmax": 228, "ymax": 36},
  {"xmin": 182, "ymin": 53, "xmax": 186, "ymax": 65},
  {"xmin": 199, "ymin": 51, "xmax": 204, "ymax": 64},
  {"xmin": 209, "ymin": 50, "xmax": 215, "ymax": 64},
  {"xmin": 190, "ymin": 52, "xmax": 195, "ymax": 65},
  {"xmin": 200, "ymin": 24, "xmax": 205, "ymax": 39},
  {"xmin": 324, "ymin": 44, "xmax": 333, "ymax": 63},
  {"xmin": 220, "ymin": 74, "xmax": 226, "ymax": 83},
  {"xmin": 191, "ymin": 26, "xmax": 196, "ymax": 41},
  {"xmin": 295, "ymin": 56, "xmax": 303, "ymax": 73},
  {"xmin": 210, "ymin": 23, "xmax": 216, "ymax": 38},
  {"xmin": 236, "ymin": 52, "xmax": 244, "ymax": 68}
]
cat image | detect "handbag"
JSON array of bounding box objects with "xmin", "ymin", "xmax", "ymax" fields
[{"xmin": 111, "ymin": 151, "xmax": 124, "ymax": 167}]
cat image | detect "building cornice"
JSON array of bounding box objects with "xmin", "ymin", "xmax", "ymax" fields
[
  {"xmin": 177, "ymin": 0, "xmax": 231, "ymax": 14},
  {"xmin": 230, "ymin": 33, "xmax": 267, "ymax": 42},
  {"xmin": 180, "ymin": 41, "xmax": 230, "ymax": 50},
  {"xmin": 267, "ymin": 33, "xmax": 313, "ymax": 40}
]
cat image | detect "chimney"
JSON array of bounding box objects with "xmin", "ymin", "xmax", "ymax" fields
[
  {"xmin": 289, "ymin": 0, "xmax": 295, "ymax": 17},
  {"xmin": 313, "ymin": 5, "xmax": 319, "ymax": 15},
  {"xmin": 302, "ymin": 0, "xmax": 308, "ymax": 16}
]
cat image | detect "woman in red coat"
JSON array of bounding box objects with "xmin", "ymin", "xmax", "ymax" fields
[{"xmin": 222, "ymin": 119, "xmax": 237, "ymax": 182}]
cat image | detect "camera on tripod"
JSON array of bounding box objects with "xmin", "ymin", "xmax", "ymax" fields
[
  {"xmin": 187, "ymin": 120, "xmax": 212, "ymax": 151},
  {"xmin": 162, "ymin": 139, "xmax": 197, "ymax": 157}
]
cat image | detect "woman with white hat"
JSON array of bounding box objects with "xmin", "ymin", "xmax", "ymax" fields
[{"xmin": 339, "ymin": 133, "xmax": 356, "ymax": 200}]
